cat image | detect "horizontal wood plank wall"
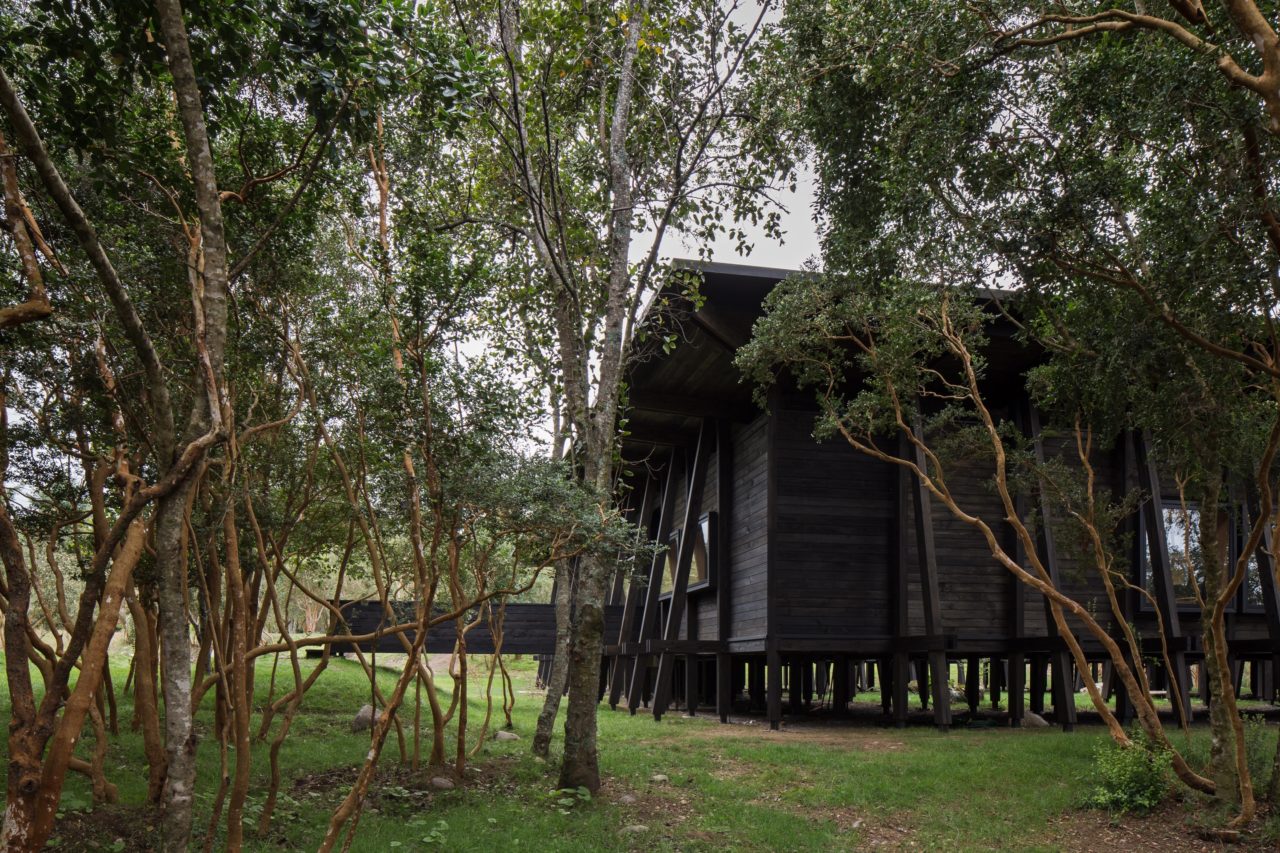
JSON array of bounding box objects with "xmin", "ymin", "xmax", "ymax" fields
[
  {"xmin": 772, "ymin": 407, "xmax": 894, "ymax": 640},
  {"xmin": 902, "ymin": 456, "xmax": 1008, "ymax": 639},
  {"xmin": 729, "ymin": 414, "xmax": 770, "ymax": 643}
]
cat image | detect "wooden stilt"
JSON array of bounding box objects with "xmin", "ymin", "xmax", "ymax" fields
[
  {"xmin": 653, "ymin": 421, "xmax": 712, "ymax": 720},
  {"xmin": 965, "ymin": 655, "xmax": 980, "ymax": 714},
  {"xmin": 716, "ymin": 653, "xmax": 732, "ymax": 723},
  {"xmin": 893, "ymin": 653, "xmax": 909, "ymax": 727},
  {"xmin": 833, "ymin": 655, "xmax": 850, "ymax": 716},
  {"xmin": 625, "ymin": 457, "xmax": 682, "ymax": 714},
  {"xmin": 1008, "ymin": 652, "xmax": 1025, "ymax": 726},
  {"xmin": 767, "ymin": 648, "xmax": 782, "ymax": 730},
  {"xmin": 1029, "ymin": 655, "xmax": 1046, "ymax": 715}
]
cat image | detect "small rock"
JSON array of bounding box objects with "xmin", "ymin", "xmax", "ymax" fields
[
  {"xmin": 351, "ymin": 704, "xmax": 380, "ymax": 733},
  {"xmin": 649, "ymin": 773, "xmax": 668, "ymax": 784},
  {"xmin": 618, "ymin": 793, "xmax": 638, "ymax": 804},
  {"xmin": 1021, "ymin": 710, "xmax": 1050, "ymax": 728},
  {"xmin": 429, "ymin": 776, "xmax": 455, "ymax": 791},
  {"xmin": 621, "ymin": 825, "xmax": 649, "ymax": 834},
  {"xmin": 494, "ymin": 730, "xmax": 520, "ymax": 741}
]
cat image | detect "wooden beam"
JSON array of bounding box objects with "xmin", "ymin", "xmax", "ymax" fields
[
  {"xmin": 892, "ymin": 437, "xmax": 910, "ymax": 728},
  {"xmin": 623, "ymin": 456, "xmax": 683, "ymax": 713},
  {"xmin": 689, "ymin": 310, "xmax": 740, "ymax": 354},
  {"xmin": 652, "ymin": 418, "xmax": 712, "ymax": 720},
  {"xmin": 1025, "ymin": 404, "xmax": 1077, "ymax": 731},
  {"xmin": 629, "ymin": 390, "xmax": 756, "ymax": 423},
  {"xmin": 622, "ymin": 427, "xmax": 697, "ymax": 448},
  {"xmin": 715, "ymin": 419, "xmax": 734, "ymax": 723},
  {"xmin": 606, "ymin": 472, "xmax": 657, "ymax": 709},
  {"xmin": 907, "ymin": 422, "xmax": 952, "ymax": 730},
  {"xmin": 1133, "ymin": 428, "xmax": 1192, "ymax": 726}
]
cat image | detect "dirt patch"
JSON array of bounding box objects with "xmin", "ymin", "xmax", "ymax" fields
[
  {"xmin": 675, "ymin": 717, "xmax": 908, "ymax": 751},
  {"xmin": 1047, "ymin": 803, "xmax": 1274, "ymax": 852},
  {"xmin": 291, "ymin": 755, "xmax": 523, "ymax": 808},
  {"xmin": 607, "ymin": 775, "xmax": 698, "ymax": 837},
  {"xmin": 47, "ymin": 804, "xmax": 160, "ymax": 851}
]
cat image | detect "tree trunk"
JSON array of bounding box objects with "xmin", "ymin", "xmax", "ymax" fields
[
  {"xmin": 152, "ymin": 0, "xmax": 232, "ymax": 846},
  {"xmin": 557, "ymin": 552, "xmax": 609, "ymax": 792},
  {"xmin": 125, "ymin": 585, "xmax": 167, "ymax": 802},
  {"xmin": 533, "ymin": 560, "xmax": 573, "ymax": 758}
]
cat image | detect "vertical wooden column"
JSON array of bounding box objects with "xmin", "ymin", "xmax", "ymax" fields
[
  {"xmin": 625, "ymin": 453, "xmax": 683, "ymax": 713},
  {"xmin": 766, "ymin": 646, "xmax": 782, "ymax": 730},
  {"xmin": 1134, "ymin": 429, "xmax": 1193, "ymax": 726},
  {"xmin": 964, "ymin": 656, "xmax": 981, "ymax": 714},
  {"xmin": 605, "ymin": 474, "xmax": 655, "ymax": 708},
  {"xmin": 907, "ymin": 424, "xmax": 952, "ymax": 730},
  {"xmin": 1112, "ymin": 432, "xmax": 1145, "ymax": 724},
  {"xmin": 715, "ymin": 419, "xmax": 734, "ymax": 723},
  {"xmin": 1006, "ymin": 471, "xmax": 1030, "ymax": 726},
  {"xmin": 653, "ymin": 420, "xmax": 711, "ymax": 720},
  {"xmin": 833, "ymin": 655, "xmax": 850, "ymax": 716},
  {"xmin": 1243, "ymin": 496, "xmax": 1280, "ymax": 705},
  {"xmin": 685, "ymin": 605, "xmax": 698, "ymax": 714},
  {"xmin": 891, "ymin": 438, "xmax": 911, "ymax": 727}
]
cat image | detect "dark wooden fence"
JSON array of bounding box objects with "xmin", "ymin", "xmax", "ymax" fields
[{"xmin": 325, "ymin": 600, "xmax": 623, "ymax": 656}]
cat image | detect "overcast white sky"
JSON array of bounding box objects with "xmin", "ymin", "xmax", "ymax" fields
[{"xmin": 646, "ymin": 164, "xmax": 823, "ymax": 272}]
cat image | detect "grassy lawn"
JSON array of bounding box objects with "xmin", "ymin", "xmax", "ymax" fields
[{"xmin": 8, "ymin": 651, "xmax": 1279, "ymax": 851}]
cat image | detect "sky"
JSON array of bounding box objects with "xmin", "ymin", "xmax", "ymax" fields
[{"xmin": 645, "ymin": 164, "xmax": 823, "ymax": 273}]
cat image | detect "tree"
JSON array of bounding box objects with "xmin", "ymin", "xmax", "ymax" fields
[
  {"xmin": 749, "ymin": 0, "xmax": 1280, "ymax": 830},
  {"xmin": 0, "ymin": 0, "xmax": 471, "ymax": 847},
  {"xmin": 456, "ymin": 0, "xmax": 782, "ymax": 790}
]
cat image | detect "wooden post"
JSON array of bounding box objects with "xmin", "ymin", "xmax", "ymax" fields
[
  {"xmin": 965, "ymin": 656, "xmax": 980, "ymax": 714},
  {"xmin": 1026, "ymin": 406, "xmax": 1077, "ymax": 732},
  {"xmin": 766, "ymin": 647, "xmax": 782, "ymax": 730},
  {"xmin": 1134, "ymin": 429, "xmax": 1192, "ymax": 727},
  {"xmin": 1029, "ymin": 655, "xmax": 1046, "ymax": 714},
  {"xmin": 833, "ymin": 655, "xmax": 850, "ymax": 716},
  {"xmin": 907, "ymin": 423, "xmax": 952, "ymax": 730},
  {"xmin": 605, "ymin": 474, "xmax": 656, "ymax": 708},
  {"xmin": 626, "ymin": 454, "xmax": 683, "ymax": 713},
  {"xmin": 653, "ymin": 420, "xmax": 711, "ymax": 719},
  {"xmin": 715, "ymin": 419, "xmax": 733, "ymax": 723},
  {"xmin": 685, "ymin": 604, "xmax": 699, "ymax": 714}
]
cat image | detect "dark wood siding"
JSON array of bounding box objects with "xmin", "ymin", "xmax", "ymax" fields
[
  {"xmin": 729, "ymin": 414, "xmax": 769, "ymax": 640},
  {"xmin": 772, "ymin": 408, "xmax": 894, "ymax": 641},
  {"xmin": 901, "ymin": 454, "xmax": 1010, "ymax": 639}
]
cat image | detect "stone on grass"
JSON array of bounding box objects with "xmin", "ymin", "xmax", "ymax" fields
[
  {"xmin": 351, "ymin": 704, "xmax": 380, "ymax": 733},
  {"xmin": 649, "ymin": 773, "xmax": 669, "ymax": 784},
  {"xmin": 618, "ymin": 794, "xmax": 638, "ymax": 805},
  {"xmin": 1021, "ymin": 710, "xmax": 1050, "ymax": 728},
  {"xmin": 429, "ymin": 776, "xmax": 456, "ymax": 791},
  {"xmin": 494, "ymin": 730, "xmax": 520, "ymax": 741},
  {"xmin": 621, "ymin": 825, "xmax": 649, "ymax": 834}
]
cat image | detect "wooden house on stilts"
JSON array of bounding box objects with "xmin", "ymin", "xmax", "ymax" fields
[{"xmin": 604, "ymin": 260, "xmax": 1280, "ymax": 731}]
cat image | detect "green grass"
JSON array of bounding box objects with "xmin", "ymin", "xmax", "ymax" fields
[{"xmin": 7, "ymin": 652, "xmax": 1278, "ymax": 851}]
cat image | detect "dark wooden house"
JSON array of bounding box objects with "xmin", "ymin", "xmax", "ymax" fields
[{"xmin": 605, "ymin": 260, "xmax": 1280, "ymax": 730}]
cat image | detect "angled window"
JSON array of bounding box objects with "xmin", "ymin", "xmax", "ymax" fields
[{"xmin": 658, "ymin": 512, "xmax": 717, "ymax": 597}]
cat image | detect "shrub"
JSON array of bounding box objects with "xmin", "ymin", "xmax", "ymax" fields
[{"xmin": 1085, "ymin": 731, "xmax": 1169, "ymax": 814}]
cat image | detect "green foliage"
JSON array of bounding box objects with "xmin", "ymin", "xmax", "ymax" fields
[{"xmin": 1084, "ymin": 729, "xmax": 1170, "ymax": 815}]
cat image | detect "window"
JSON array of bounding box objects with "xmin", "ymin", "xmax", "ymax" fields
[
  {"xmin": 658, "ymin": 512, "xmax": 717, "ymax": 597},
  {"xmin": 1164, "ymin": 504, "xmax": 1203, "ymax": 606},
  {"xmin": 1141, "ymin": 501, "xmax": 1242, "ymax": 612},
  {"xmin": 1240, "ymin": 510, "xmax": 1266, "ymax": 611},
  {"xmin": 660, "ymin": 531, "xmax": 678, "ymax": 596}
]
